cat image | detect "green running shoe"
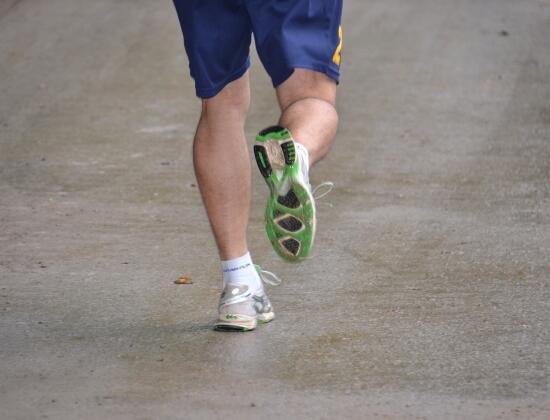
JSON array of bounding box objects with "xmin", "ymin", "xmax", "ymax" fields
[{"xmin": 254, "ymin": 126, "xmax": 317, "ymax": 262}]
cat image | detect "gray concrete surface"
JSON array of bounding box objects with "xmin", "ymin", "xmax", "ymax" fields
[{"xmin": 1, "ymin": 0, "xmax": 550, "ymax": 418}]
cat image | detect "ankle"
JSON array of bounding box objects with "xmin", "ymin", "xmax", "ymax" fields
[
  {"xmin": 294, "ymin": 142, "xmax": 310, "ymax": 167},
  {"xmin": 294, "ymin": 142, "xmax": 310, "ymax": 185},
  {"xmin": 221, "ymin": 252, "xmax": 262, "ymax": 289}
]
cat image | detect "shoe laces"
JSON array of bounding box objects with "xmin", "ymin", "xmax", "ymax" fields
[
  {"xmin": 312, "ymin": 181, "xmax": 334, "ymax": 200},
  {"xmin": 254, "ymin": 265, "xmax": 282, "ymax": 286}
]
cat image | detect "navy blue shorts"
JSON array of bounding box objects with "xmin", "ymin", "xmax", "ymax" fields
[{"xmin": 173, "ymin": 0, "xmax": 343, "ymax": 98}]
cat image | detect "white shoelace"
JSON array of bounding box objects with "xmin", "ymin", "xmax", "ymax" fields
[
  {"xmin": 312, "ymin": 181, "xmax": 334, "ymax": 204},
  {"xmin": 255, "ymin": 266, "xmax": 282, "ymax": 286}
]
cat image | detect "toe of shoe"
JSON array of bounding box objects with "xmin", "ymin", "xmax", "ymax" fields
[{"xmin": 257, "ymin": 311, "xmax": 275, "ymax": 323}]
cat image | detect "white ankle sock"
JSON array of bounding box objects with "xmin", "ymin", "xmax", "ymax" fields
[
  {"xmin": 221, "ymin": 252, "xmax": 262, "ymax": 290},
  {"xmin": 294, "ymin": 142, "xmax": 310, "ymax": 186}
]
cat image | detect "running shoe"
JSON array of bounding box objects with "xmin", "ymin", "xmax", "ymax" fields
[
  {"xmin": 214, "ymin": 266, "xmax": 280, "ymax": 332},
  {"xmin": 254, "ymin": 126, "xmax": 316, "ymax": 261}
]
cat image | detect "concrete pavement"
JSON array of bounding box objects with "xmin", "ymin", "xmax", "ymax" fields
[{"xmin": 1, "ymin": 0, "xmax": 549, "ymax": 418}]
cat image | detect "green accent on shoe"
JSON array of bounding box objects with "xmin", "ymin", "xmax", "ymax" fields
[
  {"xmin": 256, "ymin": 126, "xmax": 292, "ymax": 142},
  {"xmin": 258, "ymin": 152, "xmax": 266, "ymax": 168},
  {"xmin": 254, "ymin": 127, "xmax": 316, "ymax": 262}
]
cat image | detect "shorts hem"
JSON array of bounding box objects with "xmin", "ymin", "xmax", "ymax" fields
[
  {"xmin": 273, "ymin": 63, "xmax": 341, "ymax": 87},
  {"xmin": 195, "ymin": 61, "xmax": 250, "ymax": 99}
]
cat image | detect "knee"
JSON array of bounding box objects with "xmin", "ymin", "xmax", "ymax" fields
[
  {"xmin": 201, "ymin": 77, "xmax": 251, "ymax": 123},
  {"xmin": 281, "ymin": 97, "xmax": 339, "ymax": 129},
  {"xmin": 277, "ymin": 69, "xmax": 337, "ymax": 111}
]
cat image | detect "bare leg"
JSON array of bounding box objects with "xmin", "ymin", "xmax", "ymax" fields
[
  {"xmin": 276, "ymin": 69, "xmax": 339, "ymax": 165},
  {"xmin": 193, "ymin": 72, "xmax": 251, "ymax": 260}
]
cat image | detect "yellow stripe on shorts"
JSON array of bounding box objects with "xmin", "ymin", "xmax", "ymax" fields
[{"xmin": 332, "ymin": 26, "xmax": 343, "ymax": 66}]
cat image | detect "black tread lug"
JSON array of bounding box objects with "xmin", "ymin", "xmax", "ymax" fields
[
  {"xmin": 254, "ymin": 145, "xmax": 272, "ymax": 178},
  {"xmin": 281, "ymin": 141, "xmax": 296, "ymax": 165},
  {"xmin": 259, "ymin": 125, "xmax": 286, "ymax": 136}
]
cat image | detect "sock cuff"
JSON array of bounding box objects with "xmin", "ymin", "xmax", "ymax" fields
[
  {"xmin": 221, "ymin": 252, "xmax": 253, "ymax": 273},
  {"xmin": 294, "ymin": 142, "xmax": 309, "ymax": 155},
  {"xmin": 294, "ymin": 142, "xmax": 310, "ymax": 170},
  {"xmin": 221, "ymin": 252, "xmax": 261, "ymax": 289}
]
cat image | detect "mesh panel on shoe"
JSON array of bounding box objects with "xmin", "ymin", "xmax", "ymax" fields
[
  {"xmin": 281, "ymin": 238, "xmax": 300, "ymax": 255},
  {"xmin": 277, "ymin": 215, "xmax": 303, "ymax": 232},
  {"xmin": 277, "ymin": 189, "xmax": 300, "ymax": 208}
]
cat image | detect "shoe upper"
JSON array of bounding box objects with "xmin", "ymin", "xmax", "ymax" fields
[{"xmin": 218, "ymin": 283, "xmax": 273, "ymax": 318}]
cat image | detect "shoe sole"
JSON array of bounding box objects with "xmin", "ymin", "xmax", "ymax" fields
[
  {"xmin": 254, "ymin": 126, "xmax": 316, "ymax": 262},
  {"xmin": 214, "ymin": 312, "xmax": 274, "ymax": 332}
]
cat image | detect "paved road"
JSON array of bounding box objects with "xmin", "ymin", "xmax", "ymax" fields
[{"xmin": 1, "ymin": 0, "xmax": 549, "ymax": 418}]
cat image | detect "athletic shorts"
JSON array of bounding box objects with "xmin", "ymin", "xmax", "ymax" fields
[{"xmin": 172, "ymin": 0, "xmax": 343, "ymax": 98}]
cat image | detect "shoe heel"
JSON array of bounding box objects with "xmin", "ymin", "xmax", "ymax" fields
[
  {"xmin": 254, "ymin": 144, "xmax": 272, "ymax": 179},
  {"xmin": 256, "ymin": 126, "xmax": 292, "ymax": 143},
  {"xmin": 258, "ymin": 125, "xmax": 286, "ymax": 138},
  {"xmin": 280, "ymin": 141, "xmax": 296, "ymax": 165}
]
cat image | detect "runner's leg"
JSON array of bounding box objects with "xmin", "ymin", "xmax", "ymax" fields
[
  {"xmin": 193, "ymin": 72, "xmax": 252, "ymax": 260},
  {"xmin": 276, "ymin": 69, "xmax": 339, "ymax": 166}
]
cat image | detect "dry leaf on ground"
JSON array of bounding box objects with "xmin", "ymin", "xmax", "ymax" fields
[{"xmin": 174, "ymin": 275, "xmax": 193, "ymax": 285}]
